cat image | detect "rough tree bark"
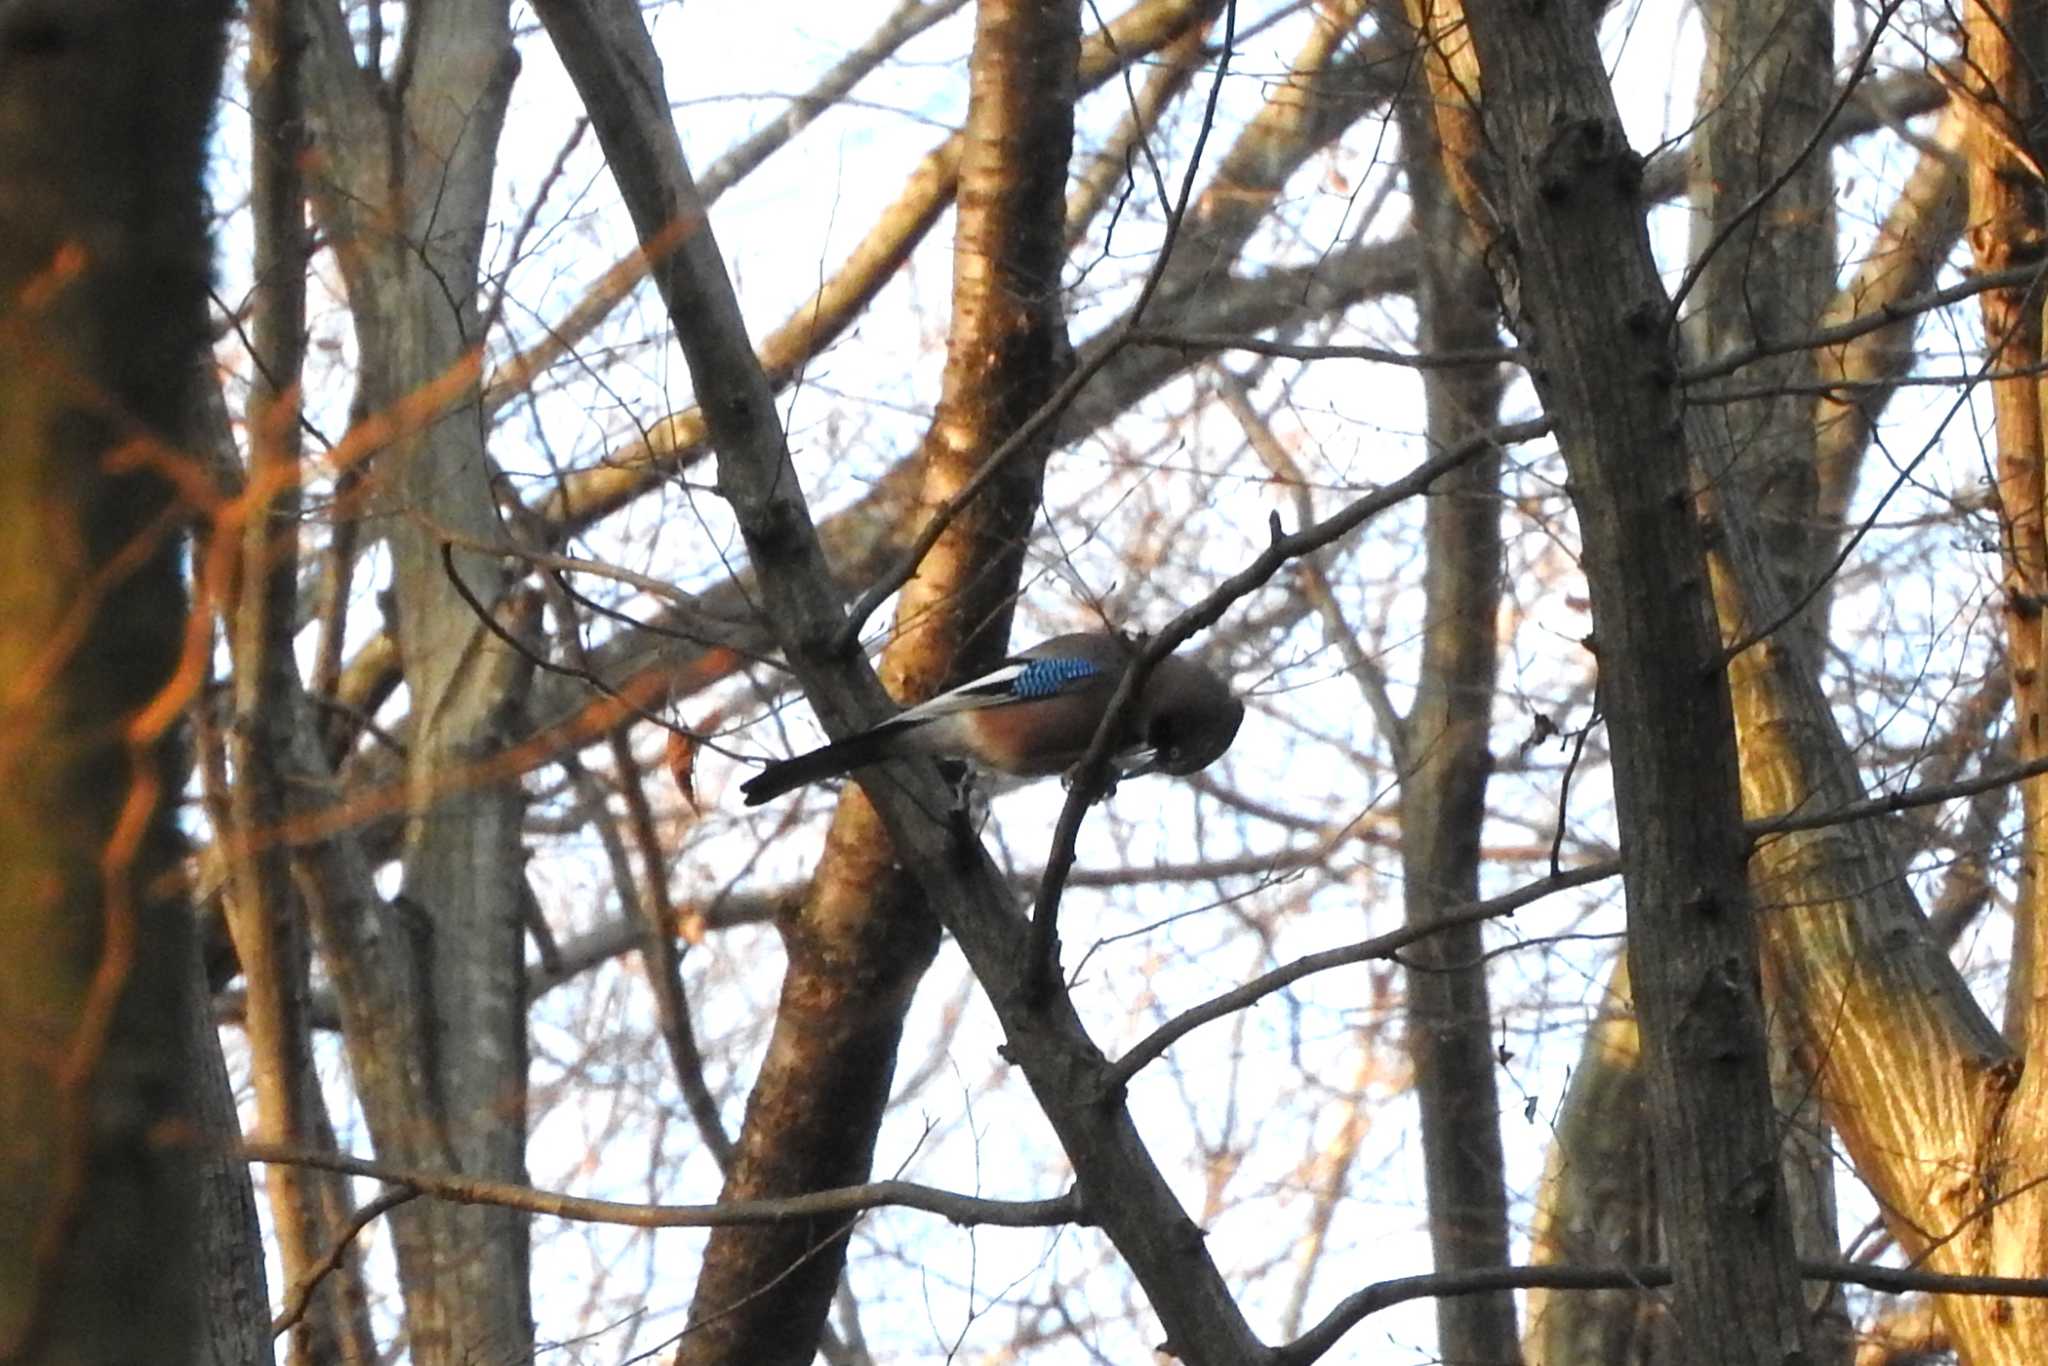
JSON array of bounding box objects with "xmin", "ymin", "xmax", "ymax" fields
[
  {"xmin": 1693, "ymin": 8, "xmax": 2048, "ymax": 1358},
  {"xmin": 1652, "ymin": 5, "xmax": 2048, "ymax": 1359},
  {"xmin": 1526, "ymin": 88, "xmax": 1968, "ymax": 1366},
  {"xmin": 1683, "ymin": 2, "xmax": 1850, "ymax": 1355},
  {"xmin": 1454, "ymin": 5, "xmax": 1816, "ymax": 1362},
  {"xmin": 0, "ymin": 0, "xmax": 230, "ymax": 1361}
]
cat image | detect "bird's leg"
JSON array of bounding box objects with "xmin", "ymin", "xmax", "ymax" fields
[
  {"xmin": 937, "ymin": 758, "xmax": 972, "ymax": 808},
  {"xmin": 936, "ymin": 760, "xmax": 989, "ymax": 844}
]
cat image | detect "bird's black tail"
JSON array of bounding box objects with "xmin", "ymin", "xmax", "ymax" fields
[{"xmin": 740, "ymin": 728, "xmax": 903, "ymax": 806}]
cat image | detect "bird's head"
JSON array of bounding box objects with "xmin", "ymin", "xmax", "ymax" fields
[{"xmin": 1125, "ymin": 656, "xmax": 1244, "ymax": 777}]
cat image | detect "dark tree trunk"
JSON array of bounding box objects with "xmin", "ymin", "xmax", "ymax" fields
[{"xmin": 0, "ymin": 1, "xmax": 232, "ymax": 1360}]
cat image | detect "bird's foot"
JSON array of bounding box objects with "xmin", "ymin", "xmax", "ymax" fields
[
  {"xmin": 940, "ymin": 762, "xmax": 990, "ymax": 839},
  {"xmin": 1059, "ymin": 764, "xmax": 1120, "ymax": 801}
]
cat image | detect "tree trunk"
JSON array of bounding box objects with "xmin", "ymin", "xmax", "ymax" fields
[
  {"xmin": 297, "ymin": 5, "xmax": 537, "ymax": 1361},
  {"xmin": 1682, "ymin": 3, "xmax": 1850, "ymax": 1355},
  {"xmin": 1528, "ymin": 70, "xmax": 1969, "ymax": 1366},
  {"xmin": 1456, "ymin": 6, "xmax": 1816, "ymax": 1360},
  {"xmin": 1391, "ymin": 6, "xmax": 1519, "ymax": 1358},
  {"xmin": 0, "ymin": 1, "xmax": 230, "ymax": 1359}
]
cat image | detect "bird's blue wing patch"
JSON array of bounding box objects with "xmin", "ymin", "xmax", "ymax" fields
[
  {"xmin": 892, "ymin": 654, "xmax": 1110, "ymax": 725},
  {"xmin": 1008, "ymin": 656, "xmax": 1103, "ymax": 699}
]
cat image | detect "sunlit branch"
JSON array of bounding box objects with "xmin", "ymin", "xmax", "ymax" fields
[{"xmin": 834, "ymin": 0, "xmax": 1241, "ymax": 652}]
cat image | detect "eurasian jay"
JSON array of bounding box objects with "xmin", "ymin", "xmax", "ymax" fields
[{"xmin": 740, "ymin": 632, "xmax": 1244, "ymax": 806}]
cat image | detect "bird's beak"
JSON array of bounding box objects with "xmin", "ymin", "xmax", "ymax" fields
[{"xmin": 1114, "ymin": 747, "xmax": 1164, "ymax": 779}]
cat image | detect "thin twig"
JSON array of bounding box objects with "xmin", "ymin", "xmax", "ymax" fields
[
  {"xmin": 696, "ymin": 0, "xmax": 973, "ymax": 202},
  {"xmin": 270, "ymin": 1185, "xmax": 418, "ymax": 1339},
  {"xmin": 1025, "ymin": 416, "xmax": 1551, "ymax": 1002},
  {"xmin": 1103, "ymin": 863, "xmax": 1613, "ymax": 1091},
  {"xmin": 536, "ymin": 563, "xmax": 738, "ymax": 1170},
  {"xmin": 436, "ymin": 539, "xmax": 708, "ymax": 746},
  {"xmin": 1134, "ymin": 329, "xmax": 1520, "ymax": 369},
  {"xmin": 239, "ymin": 1142, "xmax": 1082, "ymax": 1230},
  {"xmin": 1211, "ymin": 365, "xmax": 1409, "ymax": 767},
  {"xmin": 1678, "ymin": 260, "xmax": 2048, "ymax": 387}
]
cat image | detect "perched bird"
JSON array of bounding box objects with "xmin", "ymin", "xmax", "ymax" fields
[{"xmin": 740, "ymin": 632, "xmax": 1243, "ymax": 807}]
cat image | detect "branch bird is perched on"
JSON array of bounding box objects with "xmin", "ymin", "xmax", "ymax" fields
[{"xmin": 740, "ymin": 632, "xmax": 1243, "ymax": 807}]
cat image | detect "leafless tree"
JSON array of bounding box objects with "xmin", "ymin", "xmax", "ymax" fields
[{"xmin": 20, "ymin": 1, "xmax": 2048, "ymax": 1364}]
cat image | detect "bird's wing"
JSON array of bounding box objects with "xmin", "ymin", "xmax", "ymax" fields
[{"xmin": 889, "ymin": 652, "xmax": 1112, "ymax": 723}]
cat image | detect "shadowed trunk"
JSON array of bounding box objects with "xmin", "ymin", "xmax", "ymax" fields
[
  {"xmin": 1391, "ymin": 5, "xmax": 1519, "ymax": 1359},
  {"xmin": 0, "ymin": 1, "xmax": 231, "ymax": 1360}
]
